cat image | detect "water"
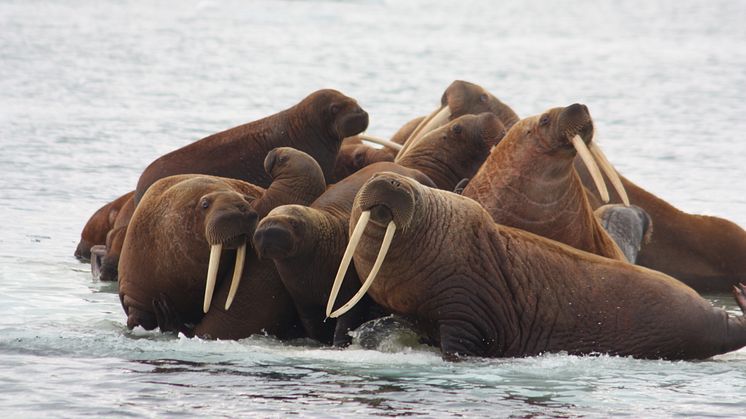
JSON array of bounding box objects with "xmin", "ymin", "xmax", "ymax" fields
[{"xmin": 2, "ymin": 0, "xmax": 746, "ymax": 416}]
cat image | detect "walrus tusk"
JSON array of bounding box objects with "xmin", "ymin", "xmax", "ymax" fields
[
  {"xmin": 357, "ymin": 134, "xmax": 403, "ymax": 151},
  {"xmin": 330, "ymin": 220, "xmax": 396, "ymax": 319},
  {"xmin": 204, "ymin": 243, "xmax": 222, "ymax": 313},
  {"xmin": 571, "ymin": 135, "xmax": 609, "ymax": 203},
  {"xmin": 397, "ymin": 105, "xmax": 452, "ymax": 158},
  {"xmin": 224, "ymin": 243, "xmax": 246, "ymax": 310},
  {"xmin": 589, "ymin": 143, "xmax": 630, "ymax": 206},
  {"xmin": 326, "ymin": 210, "xmax": 371, "ymax": 317}
]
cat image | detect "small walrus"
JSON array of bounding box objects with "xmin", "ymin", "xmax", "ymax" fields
[
  {"xmin": 328, "ymin": 172, "xmax": 746, "ymax": 360},
  {"xmin": 252, "ymin": 162, "xmax": 435, "ymax": 346},
  {"xmin": 74, "ymin": 191, "xmax": 134, "ymax": 262},
  {"xmin": 395, "ymin": 112, "xmax": 506, "ymax": 191},
  {"xmin": 119, "ymin": 148, "xmax": 326, "ymax": 333},
  {"xmin": 464, "ymin": 104, "xmax": 627, "ymax": 260},
  {"xmin": 134, "ymin": 89, "xmax": 369, "ymax": 203}
]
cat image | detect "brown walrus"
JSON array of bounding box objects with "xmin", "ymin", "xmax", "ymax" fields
[
  {"xmin": 395, "ymin": 112, "xmax": 506, "ymax": 191},
  {"xmin": 252, "ymin": 162, "xmax": 435, "ymax": 346},
  {"xmin": 119, "ymin": 148, "xmax": 326, "ymax": 334},
  {"xmin": 74, "ymin": 191, "xmax": 134, "ymax": 262},
  {"xmin": 463, "ymin": 104, "xmax": 627, "ymax": 260},
  {"xmin": 331, "ymin": 136, "xmax": 397, "ymax": 183},
  {"xmin": 328, "ymin": 172, "xmax": 746, "ymax": 360},
  {"xmin": 576, "ymin": 162, "xmax": 746, "ymax": 292},
  {"xmin": 92, "ymin": 194, "xmax": 135, "ymax": 282},
  {"xmin": 397, "ymin": 80, "xmax": 519, "ymax": 158},
  {"xmin": 134, "ymin": 89, "xmax": 368, "ymax": 203}
]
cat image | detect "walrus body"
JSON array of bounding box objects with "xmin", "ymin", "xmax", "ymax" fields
[
  {"xmin": 395, "ymin": 113, "xmax": 505, "ymax": 191},
  {"xmin": 464, "ymin": 104, "xmax": 626, "ymax": 260},
  {"xmin": 253, "ymin": 162, "xmax": 435, "ymax": 345},
  {"xmin": 337, "ymin": 172, "xmax": 746, "ymax": 360},
  {"xmin": 577, "ymin": 163, "xmax": 746, "ymax": 291},
  {"xmin": 74, "ymin": 191, "xmax": 134, "ymax": 262},
  {"xmin": 135, "ymin": 89, "xmax": 368, "ymax": 203},
  {"xmin": 119, "ymin": 148, "xmax": 326, "ymax": 336},
  {"xmin": 96, "ymin": 194, "xmax": 135, "ymax": 282}
]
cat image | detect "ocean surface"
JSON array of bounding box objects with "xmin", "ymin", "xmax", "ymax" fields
[{"xmin": 2, "ymin": 0, "xmax": 746, "ymax": 417}]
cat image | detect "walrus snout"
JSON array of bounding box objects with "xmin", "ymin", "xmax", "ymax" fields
[
  {"xmin": 559, "ymin": 103, "xmax": 593, "ymax": 143},
  {"xmin": 205, "ymin": 209, "xmax": 258, "ymax": 247},
  {"xmin": 253, "ymin": 222, "xmax": 295, "ymax": 260},
  {"xmin": 336, "ymin": 106, "xmax": 369, "ymax": 139},
  {"xmin": 357, "ymin": 173, "xmax": 416, "ymax": 228}
]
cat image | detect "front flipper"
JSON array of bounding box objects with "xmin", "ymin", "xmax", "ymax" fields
[
  {"xmin": 152, "ymin": 293, "xmax": 195, "ymax": 337},
  {"xmin": 439, "ymin": 318, "xmax": 491, "ymax": 361}
]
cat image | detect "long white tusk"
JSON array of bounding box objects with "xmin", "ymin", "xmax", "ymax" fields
[
  {"xmin": 571, "ymin": 135, "xmax": 609, "ymax": 203},
  {"xmin": 204, "ymin": 243, "xmax": 222, "ymax": 313},
  {"xmin": 397, "ymin": 105, "xmax": 453, "ymax": 161},
  {"xmin": 357, "ymin": 134, "xmax": 403, "ymax": 151},
  {"xmin": 589, "ymin": 143, "xmax": 630, "ymax": 206},
  {"xmin": 330, "ymin": 220, "xmax": 396, "ymax": 318},
  {"xmin": 224, "ymin": 243, "xmax": 246, "ymax": 310},
  {"xmin": 325, "ymin": 210, "xmax": 371, "ymax": 317}
]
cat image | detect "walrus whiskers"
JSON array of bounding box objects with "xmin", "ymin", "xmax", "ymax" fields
[
  {"xmin": 329, "ymin": 220, "xmax": 396, "ymax": 318},
  {"xmin": 589, "ymin": 142, "xmax": 630, "ymax": 206},
  {"xmin": 571, "ymin": 135, "xmax": 609, "ymax": 203},
  {"xmin": 326, "ymin": 210, "xmax": 371, "ymax": 317},
  {"xmin": 224, "ymin": 243, "xmax": 247, "ymax": 310},
  {"xmin": 204, "ymin": 243, "xmax": 222, "ymax": 313},
  {"xmin": 357, "ymin": 134, "xmax": 403, "ymax": 151}
]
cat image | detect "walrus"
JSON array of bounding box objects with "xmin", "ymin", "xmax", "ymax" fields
[
  {"xmin": 397, "ymin": 80, "xmax": 519, "ymax": 158},
  {"xmin": 394, "ymin": 112, "xmax": 506, "ymax": 191},
  {"xmin": 93, "ymin": 194, "xmax": 135, "ymax": 282},
  {"xmin": 119, "ymin": 148, "xmax": 326, "ymax": 333},
  {"xmin": 328, "ymin": 172, "xmax": 746, "ymax": 360},
  {"xmin": 331, "ymin": 136, "xmax": 397, "ymax": 183},
  {"xmin": 134, "ymin": 89, "xmax": 368, "ymax": 203},
  {"xmin": 463, "ymin": 104, "xmax": 628, "ymax": 260},
  {"xmin": 576, "ymin": 162, "xmax": 746, "ymax": 292},
  {"xmin": 74, "ymin": 191, "xmax": 134, "ymax": 262},
  {"xmin": 252, "ymin": 162, "xmax": 435, "ymax": 346},
  {"xmin": 595, "ymin": 204, "xmax": 653, "ymax": 264}
]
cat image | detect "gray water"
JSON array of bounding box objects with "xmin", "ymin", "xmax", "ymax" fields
[{"xmin": 2, "ymin": 0, "xmax": 746, "ymax": 416}]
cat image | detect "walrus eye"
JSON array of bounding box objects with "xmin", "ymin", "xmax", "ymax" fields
[
  {"xmin": 539, "ymin": 114, "xmax": 551, "ymax": 126},
  {"xmin": 278, "ymin": 155, "xmax": 289, "ymax": 165},
  {"xmin": 452, "ymin": 124, "xmax": 463, "ymax": 134},
  {"xmin": 479, "ymin": 93, "xmax": 489, "ymax": 103},
  {"xmin": 330, "ymin": 104, "xmax": 340, "ymax": 115},
  {"xmin": 201, "ymin": 199, "xmax": 210, "ymax": 209}
]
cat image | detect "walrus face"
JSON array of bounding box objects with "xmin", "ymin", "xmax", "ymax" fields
[
  {"xmin": 197, "ymin": 190, "xmax": 259, "ymax": 313},
  {"xmin": 253, "ymin": 205, "xmax": 311, "ymax": 261},
  {"xmin": 442, "ymin": 80, "xmax": 517, "ymax": 128},
  {"xmin": 310, "ymin": 89, "xmax": 369, "ymax": 140},
  {"xmin": 524, "ymin": 103, "xmax": 629, "ymax": 205},
  {"xmin": 326, "ymin": 172, "xmax": 421, "ymax": 318},
  {"xmin": 264, "ymin": 146, "xmax": 325, "ymax": 182}
]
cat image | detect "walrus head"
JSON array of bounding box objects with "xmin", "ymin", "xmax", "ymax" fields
[
  {"xmin": 397, "ymin": 80, "xmax": 518, "ymax": 157},
  {"xmin": 531, "ymin": 103, "xmax": 629, "ymax": 205},
  {"xmin": 395, "ymin": 112, "xmax": 507, "ymax": 190},
  {"xmin": 198, "ymin": 189, "xmax": 259, "ymax": 314},
  {"xmin": 326, "ymin": 172, "xmax": 420, "ymax": 318},
  {"xmin": 253, "ymin": 205, "xmax": 314, "ymax": 261},
  {"xmin": 305, "ymin": 89, "xmax": 369, "ymax": 140}
]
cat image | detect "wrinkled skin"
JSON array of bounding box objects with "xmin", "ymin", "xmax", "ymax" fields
[
  {"xmin": 595, "ymin": 204, "xmax": 653, "ymax": 264},
  {"xmin": 464, "ymin": 105, "xmax": 626, "ymax": 260},
  {"xmin": 135, "ymin": 89, "xmax": 369, "ymax": 203},
  {"xmin": 74, "ymin": 191, "xmax": 134, "ymax": 262},
  {"xmin": 120, "ymin": 148, "xmax": 326, "ymax": 338},
  {"xmin": 577, "ymin": 162, "xmax": 746, "ymax": 292},
  {"xmin": 331, "ymin": 136, "xmax": 396, "ymax": 183},
  {"xmin": 395, "ymin": 113, "xmax": 506, "ymax": 191},
  {"xmin": 253, "ymin": 162, "xmax": 435, "ymax": 346},
  {"xmin": 348, "ymin": 172, "xmax": 746, "ymax": 360}
]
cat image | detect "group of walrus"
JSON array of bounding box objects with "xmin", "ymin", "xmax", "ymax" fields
[{"xmin": 75, "ymin": 81, "xmax": 746, "ymax": 360}]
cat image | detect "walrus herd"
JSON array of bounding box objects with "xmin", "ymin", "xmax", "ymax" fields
[{"xmin": 75, "ymin": 81, "xmax": 746, "ymax": 360}]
